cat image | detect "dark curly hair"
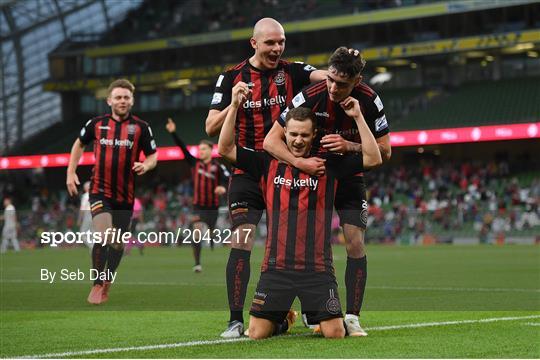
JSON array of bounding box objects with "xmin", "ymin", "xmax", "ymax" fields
[{"xmin": 328, "ymin": 46, "xmax": 366, "ymax": 79}]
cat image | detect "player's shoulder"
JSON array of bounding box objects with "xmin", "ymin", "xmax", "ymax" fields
[
  {"xmin": 302, "ymin": 80, "xmax": 327, "ymax": 100},
  {"xmin": 353, "ymin": 82, "xmax": 377, "ymax": 99},
  {"xmin": 283, "ymin": 60, "xmax": 317, "ymax": 71},
  {"xmin": 226, "ymin": 59, "xmax": 249, "ymax": 73},
  {"xmin": 130, "ymin": 114, "xmax": 150, "ymax": 127},
  {"xmin": 86, "ymin": 114, "xmax": 108, "ymax": 125},
  {"xmin": 353, "ymin": 82, "xmax": 384, "ymax": 109}
]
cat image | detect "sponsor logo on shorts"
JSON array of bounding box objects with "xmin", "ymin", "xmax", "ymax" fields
[
  {"xmin": 359, "ymin": 200, "xmax": 368, "ymax": 228},
  {"xmin": 255, "ymin": 291, "xmax": 267, "ymax": 299},
  {"xmin": 325, "ymin": 289, "xmax": 341, "ymax": 315}
]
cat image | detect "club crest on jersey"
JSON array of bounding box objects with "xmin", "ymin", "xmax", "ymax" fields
[
  {"xmin": 274, "ymin": 70, "xmax": 286, "ymax": 86},
  {"xmin": 127, "ymin": 124, "xmax": 137, "ymax": 135}
]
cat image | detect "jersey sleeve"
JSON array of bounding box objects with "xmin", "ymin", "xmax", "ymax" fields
[
  {"xmin": 139, "ymin": 123, "xmax": 157, "ymax": 156},
  {"xmin": 217, "ymin": 163, "xmax": 231, "ymax": 186},
  {"xmin": 171, "ymin": 132, "xmax": 196, "ymax": 166},
  {"xmin": 235, "ymin": 147, "xmax": 268, "ymax": 179},
  {"xmin": 364, "ymin": 91, "xmax": 389, "ymax": 139},
  {"xmin": 78, "ymin": 118, "xmax": 96, "ymax": 145},
  {"xmin": 326, "ymin": 153, "xmax": 364, "ymax": 179},
  {"xmin": 289, "ymin": 62, "xmax": 317, "ymax": 93},
  {"xmin": 277, "ymin": 84, "xmax": 319, "ymax": 127},
  {"xmin": 209, "ymin": 71, "xmax": 234, "ymax": 111}
]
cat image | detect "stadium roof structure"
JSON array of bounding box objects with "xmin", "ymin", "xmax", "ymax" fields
[{"xmin": 0, "ymin": 0, "xmax": 143, "ymax": 155}]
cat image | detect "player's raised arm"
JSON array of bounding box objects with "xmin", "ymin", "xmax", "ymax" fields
[
  {"xmin": 218, "ymin": 82, "xmax": 250, "ymax": 163},
  {"xmin": 341, "ymin": 96, "xmax": 381, "ymax": 169},
  {"xmin": 66, "ymin": 138, "xmax": 85, "ymax": 196},
  {"xmin": 166, "ymin": 118, "xmax": 197, "ymax": 166}
]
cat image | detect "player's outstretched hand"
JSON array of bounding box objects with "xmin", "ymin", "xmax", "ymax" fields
[
  {"xmin": 340, "ymin": 97, "xmax": 362, "ymax": 119},
  {"xmin": 214, "ymin": 185, "xmax": 227, "ymax": 196},
  {"xmin": 231, "ymin": 82, "xmax": 251, "ymax": 107},
  {"xmin": 321, "ymin": 133, "xmax": 353, "ymax": 153},
  {"xmin": 133, "ymin": 162, "xmax": 148, "ymax": 175},
  {"xmin": 296, "ymin": 157, "xmax": 326, "ymax": 176},
  {"xmin": 66, "ymin": 172, "xmax": 80, "ymax": 196},
  {"xmin": 166, "ymin": 118, "xmax": 176, "ymax": 133}
]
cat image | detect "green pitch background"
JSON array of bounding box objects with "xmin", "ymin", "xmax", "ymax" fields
[{"xmin": 1, "ymin": 245, "xmax": 539, "ymax": 358}]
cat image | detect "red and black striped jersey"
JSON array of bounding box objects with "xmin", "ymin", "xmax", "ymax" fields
[
  {"xmin": 235, "ymin": 147, "xmax": 364, "ymax": 273},
  {"xmin": 278, "ymin": 80, "xmax": 389, "ymax": 155},
  {"xmin": 210, "ymin": 59, "xmax": 316, "ymax": 150},
  {"xmin": 78, "ymin": 114, "xmax": 156, "ymax": 204},
  {"xmin": 171, "ymin": 132, "xmax": 230, "ymax": 208}
]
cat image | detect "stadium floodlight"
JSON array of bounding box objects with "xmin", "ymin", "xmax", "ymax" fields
[{"xmin": 369, "ymin": 72, "xmax": 393, "ymax": 85}]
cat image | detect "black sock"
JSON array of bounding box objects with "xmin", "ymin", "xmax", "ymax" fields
[
  {"xmin": 92, "ymin": 244, "xmax": 108, "ymax": 285},
  {"xmin": 226, "ymin": 248, "xmax": 251, "ymax": 323},
  {"xmin": 345, "ymin": 256, "xmax": 367, "ymax": 315},
  {"xmin": 192, "ymin": 242, "xmax": 201, "ymax": 265},
  {"xmin": 106, "ymin": 246, "xmax": 124, "ymax": 281},
  {"xmin": 272, "ymin": 318, "xmax": 289, "ymax": 336}
]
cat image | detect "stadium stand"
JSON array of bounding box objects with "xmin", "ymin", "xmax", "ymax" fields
[{"xmin": 384, "ymin": 77, "xmax": 540, "ymax": 130}]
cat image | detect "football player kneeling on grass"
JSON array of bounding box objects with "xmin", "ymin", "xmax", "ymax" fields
[{"xmin": 218, "ymin": 81, "xmax": 381, "ymax": 339}]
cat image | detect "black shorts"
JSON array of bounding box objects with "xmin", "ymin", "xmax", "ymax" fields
[
  {"xmin": 89, "ymin": 194, "xmax": 133, "ymax": 232},
  {"xmin": 228, "ymin": 172, "xmax": 265, "ymax": 228},
  {"xmin": 192, "ymin": 205, "xmax": 218, "ymax": 229},
  {"xmin": 249, "ymin": 270, "xmax": 343, "ymax": 324},
  {"xmin": 335, "ymin": 175, "xmax": 368, "ymax": 228}
]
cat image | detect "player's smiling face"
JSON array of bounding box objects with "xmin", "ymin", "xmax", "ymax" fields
[
  {"xmin": 107, "ymin": 87, "xmax": 134, "ymax": 119},
  {"xmin": 198, "ymin": 143, "xmax": 212, "ymax": 162},
  {"xmin": 326, "ymin": 66, "xmax": 359, "ymax": 103},
  {"xmin": 251, "ymin": 32, "xmax": 285, "ymax": 70},
  {"xmin": 284, "ymin": 118, "xmax": 317, "ymax": 158}
]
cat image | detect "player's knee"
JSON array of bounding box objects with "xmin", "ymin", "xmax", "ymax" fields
[
  {"xmin": 343, "ymin": 224, "xmax": 366, "ymax": 257},
  {"xmin": 231, "ymin": 224, "xmax": 255, "ymax": 251},
  {"xmin": 248, "ymin": 325, "xmax": 271, "ymax": 340},
  {"xmin": 110, "ymin": 242, "xmax": 124, "ymax": 251},
  {"xmin": 321, "ymin": 324, "xmax": 346, "ymax": 339}
]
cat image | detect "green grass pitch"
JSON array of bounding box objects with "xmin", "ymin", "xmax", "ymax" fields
[{"xmin": 1, "ymin": 244, "xmax": 539, "ymax": 358}]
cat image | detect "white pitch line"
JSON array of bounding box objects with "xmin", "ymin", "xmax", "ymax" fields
[
  {"xmin": 523, "ymin": 322, "xmax": 540, "ymax": 326},
  {"xmin": 2, "ymin": 279, "xmax": 539, "ymax": 293},
  {"xmin": 369, "ymin": 285, "xmax": 540, "ymax": 293},
  {"xmin": 14, "ymin": 315, "xmax": 540, "ymax": 359}
]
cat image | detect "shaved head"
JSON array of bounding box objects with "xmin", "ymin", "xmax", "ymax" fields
[
  {"xmin": 250, "ymin": 18, "xmax": 286, "ymax": 70},
  {"xmin": 252, "ymin": 18, "xmax": 284, "ymax": 39}
]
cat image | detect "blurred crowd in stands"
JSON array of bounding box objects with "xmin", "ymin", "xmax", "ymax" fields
[
  {"xmin": 102, "ymin": 0, "xmax": 418, "ymax": 44},
  {"xmin": 363, "ymin": 160, "xmax": 539, "ymax": 243},
  {"xmin": 1, "ymin": 159, "xmax": 538, "ymax": 249}
]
